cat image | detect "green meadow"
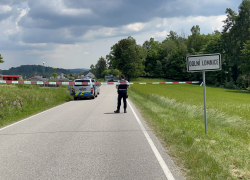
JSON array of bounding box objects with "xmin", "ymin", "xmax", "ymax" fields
[
  {"xmin": 128, "ymin": 78, "xmax": 250, "ymax": 180},
  {"xmin": 0, "ymin": 84, "xmax": 72, "ymax": 127}
]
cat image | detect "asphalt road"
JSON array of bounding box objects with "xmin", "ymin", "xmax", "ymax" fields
[{"xmin": 0, "ymin": 85, "xmax": 185, "ymax": 180}]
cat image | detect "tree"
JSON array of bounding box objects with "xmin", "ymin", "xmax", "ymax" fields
[
  {"xmin": 161, "ymin": 32, "xmax": 189, "ymax": 79},
  {"xmin": 155, "ymin": 60, "xmax": 162, "ymax": 77},
  {"xmin": 74, "ymin": 74, "xmax": 78, "ymax": 79},
  {"xmin": 79, "ymin": 71, "xmax": 85, "ymax": 76},
  {"xmin": 95, "ymin": 57, "xmax": 107, "ymax": 78},
  {"xmin": 107, "ymin": 36, "xmax": 145, "ymax": 80},
  {"xmin": 0, "ymin": 54, "xmax": 3, "ymax": 63},
  {"xmin": 221, "ymin": 0, "xmax": 250, "ymax": 81},
  {"xmin": 90, "ymin": 64, "xmax": 96, "ymax": 76},
  {"xmin": 110, "ymin": 69, "xmax": 122, "ymax": 77},
  {"xmin": 143, "ymin": 38, "xmax": 162, "ymax": 77},
  {"xmin": 240, "ymin": 38, "xmax": 250, "ymax": 75},
  {"xmin": 90, "ymin": 57, "xmax": 107, "ymax": 79},
  {"xmin": 52, "ymin": 68, "xmax": 57, "ymax": 79},
  {"xmin": 101, "ymin": 69, "xmax": 121, "ymax": 77},
  {"xmin": 101, "ymin": 69, "xmax": 111, "ymax": 77}
]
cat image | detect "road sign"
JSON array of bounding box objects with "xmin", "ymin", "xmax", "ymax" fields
[
  {"xmin": 186, "ymin": 53, "xmax": 221, "ymax": 72},
  {"xmin": 186, "ymin": 53, "xmax": 221, "ymax": 134}
]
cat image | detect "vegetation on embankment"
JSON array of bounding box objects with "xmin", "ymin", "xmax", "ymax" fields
[
  {"xmin": 0, "ymin": 84, "xmax": 72, "ymax": 128},
  {"xmin": 128, "ymin": 78, "xmax": 250, "ymax": 180}
]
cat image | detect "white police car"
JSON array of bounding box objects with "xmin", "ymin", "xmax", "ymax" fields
[{"xmin": 70, "ymin": 78, "xmax": 100, "ymax": 100}]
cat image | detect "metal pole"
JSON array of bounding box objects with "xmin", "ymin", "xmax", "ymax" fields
[
  {"xmin": 203, "ymin": 71, "xmax": 207, "ymax": 134},
  {"xmin": 43, "ymin": 62, "xmax": 45, "ymax": 87}
]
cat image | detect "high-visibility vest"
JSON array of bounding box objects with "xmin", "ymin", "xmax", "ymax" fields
[{"xmin": 118, "ymin": 80, "xmax": 128, "ymax": 92}]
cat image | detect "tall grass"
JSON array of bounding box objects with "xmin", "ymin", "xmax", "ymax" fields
[
  {"xmin": 128, "ymin": 78, "xmax": 250, "ymax": 180},
  {"xmin": 0, "ymin": 84, "xmax": 72, "ymax": 127}
]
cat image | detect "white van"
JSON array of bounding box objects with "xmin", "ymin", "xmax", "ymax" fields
[{"xmin": 70, "ymin": 78, "xmax": 100, "ymax": 100}]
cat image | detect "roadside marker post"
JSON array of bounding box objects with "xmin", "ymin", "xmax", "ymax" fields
[{"xmin": 187, "ymin": 53, "xmax": 221, "ymax": 134}]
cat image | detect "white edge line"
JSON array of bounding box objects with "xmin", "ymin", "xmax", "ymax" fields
[
  {"xmin": 0, "ymin": 102, "xmax": 68, "ymax": 131},
  {"xmin": 127, "ymin": 101, "xmax": 175, "ymax": 180}
]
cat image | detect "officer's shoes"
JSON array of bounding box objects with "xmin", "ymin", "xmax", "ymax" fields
[
  {"xmin": 114, "ymin": 110, "xmax": 120, "ymax": 113},
  {"xmin": 124, "ymin": 109, "xmax": 127, "ymax": 113}
]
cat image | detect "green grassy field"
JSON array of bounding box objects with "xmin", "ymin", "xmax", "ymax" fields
[
  {"xmin": 128, "ymin": 77, "xmax": 250, "ymax": 180},
  {"xmin": 0, "ymin": 84, "xmax": 72, "ymax": 127}
]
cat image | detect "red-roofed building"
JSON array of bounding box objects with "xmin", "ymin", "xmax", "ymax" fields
[{"xmin": 1, "ymin": 75, "xmax": 21, "ymax": 80}]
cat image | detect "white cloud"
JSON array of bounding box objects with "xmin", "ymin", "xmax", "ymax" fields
[
  {"xmin": 125, "ymin": 23, "xmax": 146, "ymax": 32},
  {"xmin": 0, "ymin": 5, "xmax": 12, "ymax": 13},
  {"xmin": 154, "ymin": 30, "xmax": 168, "ymax": 38},
  {"xmin": 40, "ymin": 53, "xmax": 64, "ymax": 59},
  {"xmin": 0, "ymin": 0, "xmax": 230, "ymax": 70},
  {"xmin": 41, "ymin": 0, "xmax": 92, "ymax": 16},
  {"xmin": 61, "ymin": 8, "xmax": 92, "ymax": 16},
  {"xmin": 78, "ymin": 15, "xmax": 227, "ymax": 43},
  {"xmin": 25, "ymin": 49, "xmax": 48, "ymax": 55}
]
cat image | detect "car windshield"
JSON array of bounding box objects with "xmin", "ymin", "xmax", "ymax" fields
[
  {"xmin": 75, "ymin": 80, "xmax": 90, "ymax": 82},
  {"xmin": 74, "ymin": 79, "xmax": 91, "ymax": 86}
]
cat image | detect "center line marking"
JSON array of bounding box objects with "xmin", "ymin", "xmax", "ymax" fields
[{"xmin": 128, "ymin": 100, "xmax": 175, "ymax": 180}]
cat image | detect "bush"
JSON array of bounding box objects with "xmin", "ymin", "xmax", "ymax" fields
[
  {"xmin": 224, "ymin": 79, "xmax": 236, "ymax": 89},
  {"xmin": 236, "ymin": 75, "xmax": 245, "ymax": 89}
]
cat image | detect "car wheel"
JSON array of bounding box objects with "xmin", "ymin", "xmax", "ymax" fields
[
  {"xmin": 92, "ymin": 93, "xmax": 95, "ymax": 99},
  {"xmin": 74, "ymin": 97, "xmax": 77, "ymax": 100}
]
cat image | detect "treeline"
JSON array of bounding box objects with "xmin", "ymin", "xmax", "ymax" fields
[
  {"xmin": 2, "ymin": 65, "xmax": 70, "ymax": 78},
  {"xmin": 91, "ymin": 0, "xmax": 250, "ymax": 89}
]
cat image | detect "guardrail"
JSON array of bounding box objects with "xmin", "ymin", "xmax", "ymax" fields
[{"xmin": 0, "ymin": 80, "xmax": 202, "ymax": 85}]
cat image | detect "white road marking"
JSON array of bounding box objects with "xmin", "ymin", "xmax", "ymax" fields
[
  {"xmin": 0, "ymin": 103, "xmax": 67, "ymax": 131},
  {"xmin": 128, "ymin": 101, "xmax": 175, "ymax": 180}
]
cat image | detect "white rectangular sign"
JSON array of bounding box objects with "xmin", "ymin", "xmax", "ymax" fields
[{"xmin": 186, "ymin": 53, "xmax": 221, "ymax": 72}]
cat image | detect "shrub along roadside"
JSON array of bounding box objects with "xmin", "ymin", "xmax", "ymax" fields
[
  {"xmin": 128, "ymin": 87, "xmax": 250, "ymax": 180},
  {"xmin": 0, "ymin": 84, "xmax": 72, "ymax": 128}
]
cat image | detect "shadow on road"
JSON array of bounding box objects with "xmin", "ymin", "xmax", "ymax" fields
[{"xmin": 103, "ymin": 112, "xmax": 120, "ymax": 114}]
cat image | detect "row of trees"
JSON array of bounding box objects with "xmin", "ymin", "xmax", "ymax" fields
[
  {"xmin": 91, "ymin": 0, "xmax": 250, "ymax": 89},
  {"xmin": 1, "ymin": 65, "xmax": 71, "ymax": 78}
]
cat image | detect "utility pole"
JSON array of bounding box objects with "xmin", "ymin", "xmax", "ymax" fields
[{"xmin": 43, "ymin": 62, "xmax": 45, "ymax": 87}]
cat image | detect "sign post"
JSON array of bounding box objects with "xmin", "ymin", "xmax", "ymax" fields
[
  {"xmin": 202, "ymin": 71, "xmax": 207, "ymax": 134},
  {"xmin": 186, "ymin": 53, "xmax": 221, "ymax": 134}
]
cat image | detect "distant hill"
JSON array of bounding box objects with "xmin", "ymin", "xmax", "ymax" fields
[
  {"xmin": 2, "ymin": 65, "xmax": 71, "ymax": 78},
  {"xmin": 67, "ymin": 68, "xmax": 90, "ymax": 73}
]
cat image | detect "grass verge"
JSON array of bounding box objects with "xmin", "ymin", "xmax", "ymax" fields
[
  {"xmin": 0, "ymin": 84, "xmax": 72, "ymax": 128},
  {"xmin": 128, "ymin": 78, "xmax": 250, "ymax": 180}
]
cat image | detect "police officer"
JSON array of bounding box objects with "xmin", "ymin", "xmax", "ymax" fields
[{"xmin": 114, "ymin": 74, "xmax": 130, "ymax": 113}]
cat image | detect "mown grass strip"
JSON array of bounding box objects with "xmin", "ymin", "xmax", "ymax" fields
[
  {"xmin": 0, "ymin": 84, "xmax": 72, "ymax": 128},
  {"xmin": 128, "ymin": 81, "xmax": 250, "ymax": 180}
]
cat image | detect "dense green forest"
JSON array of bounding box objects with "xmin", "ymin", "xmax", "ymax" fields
[
  {"xmin": 2, "ymin": 65, "xmax": 71, "ymax": 78},
  {"xmin": 90, "ymin": 0, "xmax": 250, "ymax": 90}
]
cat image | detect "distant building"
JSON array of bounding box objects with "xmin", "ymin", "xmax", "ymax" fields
[
  {"xmin": 56, "ymin": 72, "xmax": 66, "ymax": 79},
  {"xmin": 82, "ymin": 71, "xmax": 95, "ymax": 78},
  {"xmin": 1, "ymin": 75, "xmax": 22, "ymax": 81},
  {"xmin": 29, "ymin": 74, "xmax": 47, "ymax": 81}
]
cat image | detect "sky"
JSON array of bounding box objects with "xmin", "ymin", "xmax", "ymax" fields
[{"xmin": 0, "ymin": 0, "xmax": 242, "ymax": 70}]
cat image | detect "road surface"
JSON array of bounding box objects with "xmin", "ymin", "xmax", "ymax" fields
[{"xmin": 0, "ymin": 85, "xmax": 185, "ymax": 180}]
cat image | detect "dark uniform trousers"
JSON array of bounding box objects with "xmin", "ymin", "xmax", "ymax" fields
[
  {"xmin": 117, "ymin": 80, "xmax": 128, "ymax": 110},
  {"xmin": 117, "ymin": 91, "xmax": 127, "ymax": 110}
]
